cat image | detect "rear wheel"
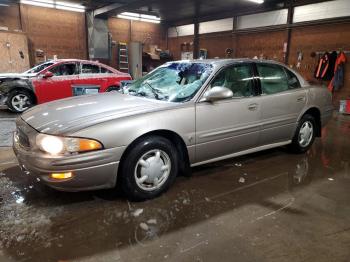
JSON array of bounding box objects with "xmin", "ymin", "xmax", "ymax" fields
[
  {"xmin": 288, "ymin": 114, "xmax": 316, "ymax": 153},
  {"xmin": 106, "ymin": 86, "xmax": 120, "ymax": 92},
  {"xmin": 119, "ymin": 136, "xmax": 178, "ymax": 201},
  {"xmin": 7, "ymin": 90, "xmax": 35, "ymax": 113}
]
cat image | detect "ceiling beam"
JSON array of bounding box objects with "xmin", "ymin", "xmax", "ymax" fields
[
  {"xmin": 94, "ymin": 0, "xmax": 158, "ymax": 18},
  {"xmin": 94, "ymin": 3, "xmax": 124, "ymax": 17}
]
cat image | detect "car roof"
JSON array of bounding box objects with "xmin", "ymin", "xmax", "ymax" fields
[
  {"xmin": 46, "ymin": 59, "xmax": 121, "ymax": 73},
  {"xmin": 52, "ymin": 59, "xmax": 101, "ymax": 64},
  {"xmin": 170, "ymin": 58, "xmax": 308, "ymax": 87},
  {"xmin": 172, "ymin": 58, "xmax": 286, "ymax": 67}
]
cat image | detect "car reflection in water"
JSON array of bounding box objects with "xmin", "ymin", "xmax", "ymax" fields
[{"xmin": 1, "ymin": 118, "xmax": 349, "ymax": 261}]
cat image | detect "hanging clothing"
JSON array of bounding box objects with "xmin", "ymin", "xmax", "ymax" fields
[
  {"xmin": 315, "ymin": 52, "xmax": 330, "ymax": 80},
  {"xmin": 315, "ymin": 51, "xmax": 337, "ymax": 81},
  {"xmin": 333, "ymin": 52, "xmax": 347, "ymax": 91},
  {"xmin": 328, "ymin": 52, "xmax": 347, "ymax": 92},
  {"xmin": 326, "ymin": 51, "xmax": 338, "ymax": 80}
]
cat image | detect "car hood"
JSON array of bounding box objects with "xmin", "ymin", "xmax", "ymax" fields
[
  {"xmin": 0, "ymin": 73, "xmax": 37, "ymax": 79},
  {"xmin": 21, "ymin": 92, "xmax": 179, "ymax": 135}
]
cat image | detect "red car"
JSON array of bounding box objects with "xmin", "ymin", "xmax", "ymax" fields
[{"xmin": 0, "ymin": 59, "xmax": 132, "ymax": 113}]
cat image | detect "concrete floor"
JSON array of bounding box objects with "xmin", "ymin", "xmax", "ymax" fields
[{"xmin": 0, "ymin": 110, "xmax": 349, "ymax": 262}]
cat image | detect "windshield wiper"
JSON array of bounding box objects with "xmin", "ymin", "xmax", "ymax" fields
[{"xmin": 143, "ymin": 82, "xmax": 163, "ymax": 100}]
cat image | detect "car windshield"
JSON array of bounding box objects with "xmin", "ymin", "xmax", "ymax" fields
[
  {"xmin": 125, "ymin": 62, "xmax": 213, "ymax": 103},
  {"xmin": 24, "ymin": 61, "xmax": 55, "ymax": 74}
]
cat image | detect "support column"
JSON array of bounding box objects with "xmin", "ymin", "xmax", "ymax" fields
[
  {"xmin": 284, "ymin": 0, "xmax": 294, "ymax": 64},
  {"xmin": 86, "ymin": 11, "xmax": 110, "ymax": 61},
  {"xmin": 193, "ymin": 22, "xmax": 199, "ymax": 59}
]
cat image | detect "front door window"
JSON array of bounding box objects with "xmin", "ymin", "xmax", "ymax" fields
[
  {"xmin": 210, "ymin": 64, "xmax": 255, "ymax": 98},
  {"xmin": 50, "ymin": 63, "xmax": 78, "ymax": 76}
]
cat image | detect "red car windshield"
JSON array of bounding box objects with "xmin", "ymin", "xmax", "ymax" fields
[{"xmin": 24, "ymin": 62, "xmax": 55, "ymax": 74}]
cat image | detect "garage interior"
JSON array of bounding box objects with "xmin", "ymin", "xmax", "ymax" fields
[{"xmin": 0, "ymin": 0, "xmax": 350, "ymax": 261}]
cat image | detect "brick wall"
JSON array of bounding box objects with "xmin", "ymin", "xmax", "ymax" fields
[
  {"xmin": 0, "ymin": 5, "xmax": 166, "ymax": 69},
  {"xmin": 0, "ymin": 4, "xmax": 21, "ymax": 30},
  {"xmin": 0, "ymin": 4, "xmax": 87, "ymax": 66},
  {"xmin": 289, "ymin": 23, "xmax": 350, "ymax": 103},
  {"xmin": 108, "ymin": 18, "xmax": 166, "ymax": 68},
  {"xmin": 168, "ymin": 24, "xmax": 350, "ymax": 104},
  {"xmin": 20, "ymin": 4, "xmax": 87, "ymax": 64}
]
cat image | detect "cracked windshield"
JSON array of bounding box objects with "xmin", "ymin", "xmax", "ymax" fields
[{"xmin": 125, "ymin": 62, "xmax": 213, "ymax": 102}]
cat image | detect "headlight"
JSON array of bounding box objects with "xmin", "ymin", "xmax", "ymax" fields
[{"xmin": 36, "ymin": 134, "xmax": 103, "ymax": 155}]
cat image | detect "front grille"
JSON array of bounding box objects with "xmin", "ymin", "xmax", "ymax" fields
[{"xmin": 16, "ymin": 128, "xmax": 30, "ymax": 148}]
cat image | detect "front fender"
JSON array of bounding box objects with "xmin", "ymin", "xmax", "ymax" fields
[
  {"xmin": 70, "ymin": 105, "xmax": 196, "ymax": 160},
  {"xmin": 0, "ymin": 78, "xmax": 34, "ymax": 95}
]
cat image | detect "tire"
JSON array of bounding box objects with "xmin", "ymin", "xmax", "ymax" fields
[
  {"xmin": 119, "ymin": 136, "xmax": 178, "ymax": 201},
  {"xmin": 288, "ymin": 114, "xmax": 316, "ymax": 153},
  {"xmin": 106, "ymin": 86, "xmax": 120, "ymax": 92},
  {"xmin": 6, "ymin": 90, "xmax": 34, "ymax": 113}
]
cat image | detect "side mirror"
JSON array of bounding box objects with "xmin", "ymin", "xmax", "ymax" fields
[
  {"xmin": 43, "ymin": 71, "xmax": 53, "ymax": 78},
  {"xmin": 202, "ymin": 86, "xmax": 233, "ymax": 102}
]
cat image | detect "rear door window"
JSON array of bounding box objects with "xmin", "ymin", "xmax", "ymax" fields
[
  {"xmin": 81, "ymin": 64, "xmax": 100, "ymax": 74},
  {"xmin": 284, "ymin": 68, "xmax": 301, "ymax": 89},
  {"xmin": 256, "ymin": 64, "xmax": 289, "ymax": 95}
]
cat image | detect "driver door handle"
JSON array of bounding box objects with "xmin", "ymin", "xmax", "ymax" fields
[{"xmin": 248, "ymin": 103, "xmax": 258, "ymax": 111}]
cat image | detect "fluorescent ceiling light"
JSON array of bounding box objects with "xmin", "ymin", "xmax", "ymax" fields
[
  {"xmin": 20, "ymin": 0, "xmax": 85, "ymax": 12},
  {"xmin": 247, "ymin": 0, "xmax": 264, "ymax": 4},
  {"xmin": 56, "ymin": 5, "xmax": 85, "ymax": 12},
  {"xmin": 20, "ymin": 0, "xmax": 54, "ymax": 8},
  {"xmin": 118, "ymin": 15, "xmax": 141, "ymax": 21},
  {"xmin": 140, "ymin": 18, "xmax": 160, "ymax": 24},
  {"xmin": 117, "ymin": 12, "xmax": 161, "ymax": 24}
]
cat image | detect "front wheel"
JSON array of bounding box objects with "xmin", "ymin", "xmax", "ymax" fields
[
  {"xmin": 7, "ymin": 90, "xmax": 34, "ymax": 113},
  {"xmin": 288, "ymin": 114, "xmax": 316, "ymax": 153},
  {"xmin": 119, "ymin": 136, "xmax": 178, "ymax": 201}
]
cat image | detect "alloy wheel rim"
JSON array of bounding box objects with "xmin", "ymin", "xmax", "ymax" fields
[
  {"xmin": 11, "ymin": 94, "xmax": 30, "ymax": 112},
  {"xmin": 134, "ymin": 149, "xmax": 171, "ymax": 191},
  {"xmin": 298, "ymin": 121, "xmax": 314, "ymax": 147}
]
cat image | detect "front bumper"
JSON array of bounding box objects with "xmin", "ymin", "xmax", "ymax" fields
[{"xmin": 13, "ymin": 119, "xmax": 126, "ymax": 192}]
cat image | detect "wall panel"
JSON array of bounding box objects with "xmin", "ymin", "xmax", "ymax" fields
[
  {"xmin": 294, "ymin": 0, "xmax": 350, "ymax": 23},
  {"xmin": 199, "ymin": 18, "xmax": 233, "ymax": 34},
  {"xmin": 168, "ymin": 24, "xmax": 194, "ymax": 38},
  {"xmin": 236, "ymin": 9, "xmax": 288, "ymax": 30},
  {"xmin": 20, "ymin": 4, "xmax": 87, "ymax": 64},
  {"xmin": 0, "ymin": 32, "xmax": 30, "ymax": 73}
]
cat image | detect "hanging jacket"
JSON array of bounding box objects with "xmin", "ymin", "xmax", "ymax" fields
[
  {"xmin": 315, "ymin": 52, "xmax": 330, "ymax": 80},
  {"xmin": 333, "ymin": 52, "xmax": 347, "ymax": 91},
  {"xmin": 314, "ymin": 52, "xmax": 337, "ymax": 81},
  {"xmin": 326, "ymin": 51, "xmax": 338, "ymax": 80},
  {"xmin": 328, "ymin": 52, "xmax": 347, "ymax": 92}
]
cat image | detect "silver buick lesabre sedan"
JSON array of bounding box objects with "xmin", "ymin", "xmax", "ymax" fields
[{"xmin": 13, "ymin": 59, "xmax": 333, "ymax": 200}]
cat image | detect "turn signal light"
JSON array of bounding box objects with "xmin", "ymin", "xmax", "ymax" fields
[
  {"xmin": 51, "ymin": 172, "xmax": 73, "ymax": 180},
  {"xmin": 79, "ymin": 139, "xmax": 103, "ymax": 152}
]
